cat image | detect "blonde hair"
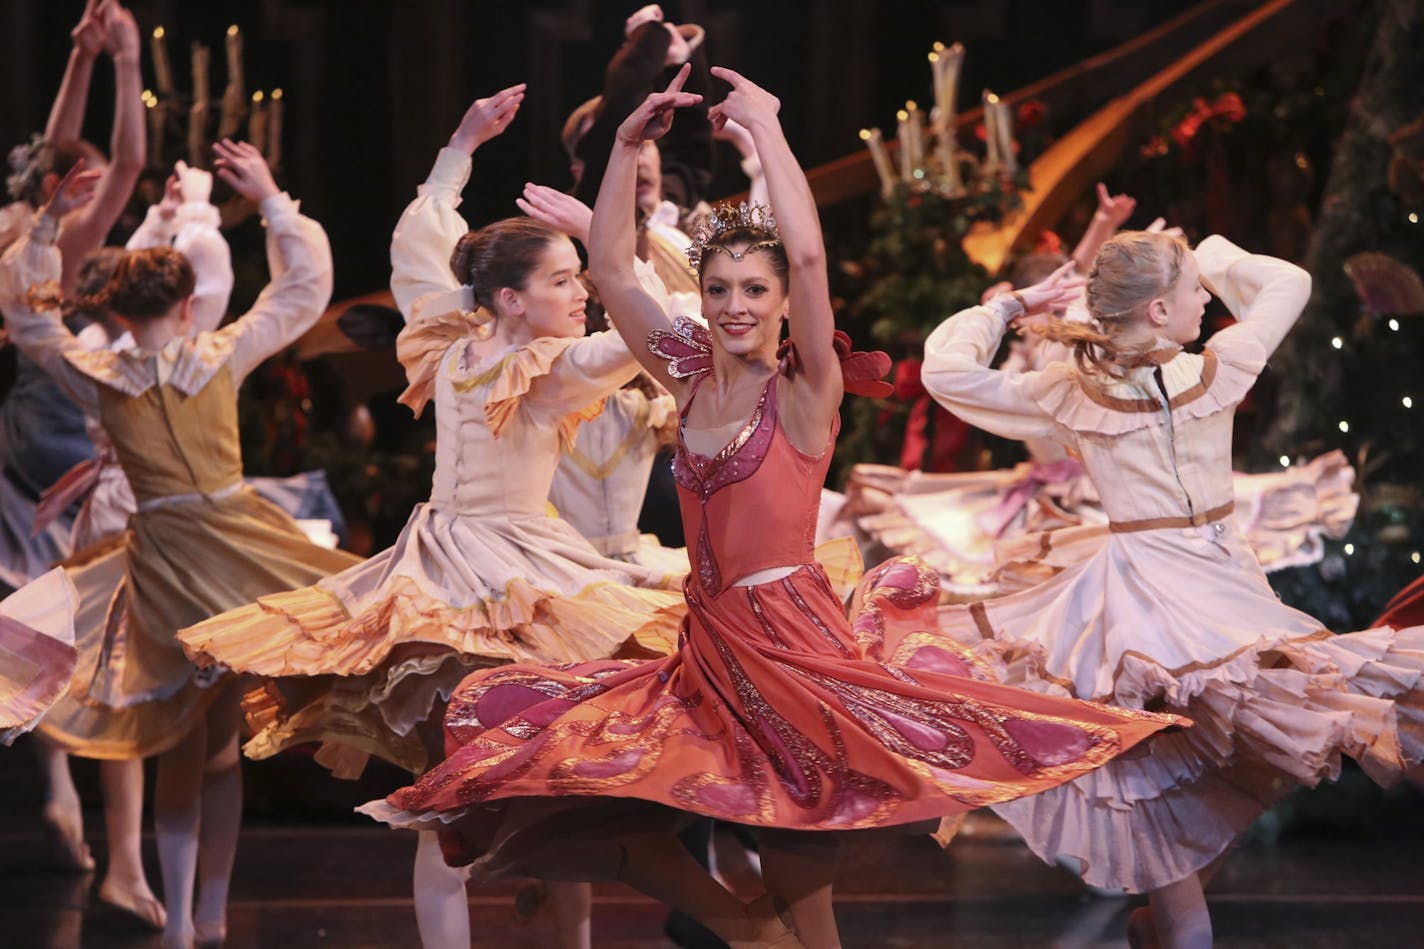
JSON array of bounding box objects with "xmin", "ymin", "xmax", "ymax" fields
[{"xmin": 1034, "ymin": 230, "xmax": 1186, "ymax": 377}]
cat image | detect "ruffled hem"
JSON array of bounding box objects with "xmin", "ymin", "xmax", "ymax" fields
[
  {"xmin": 182, "ymin": 572, "xmax": 684, "ymax": 679},
  {"xmin": 394, "ymin": 307, "xmax": 490, "ymax": 416},
  {"xmin": 978, "ymin": 623, "xmax": 1424, "ymax": 891},
  {"xmin": 484, "ymin": 337, "xmax": 605, "ymax": 445}
]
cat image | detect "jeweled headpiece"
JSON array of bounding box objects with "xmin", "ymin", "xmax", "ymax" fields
[
  {"xmin": 685, "ymin": 201, "xmax": 782, "ymax": 271},
  {"xmin": 6, "ymin": 134, "xmax": 45, "ymax": 203}
]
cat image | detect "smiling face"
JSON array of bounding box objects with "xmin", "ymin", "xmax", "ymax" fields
[
  {"xmin": 1153, "ymin": 251, "xmax": 1211, "ymax": 344},
  {"xmin": 699, "ymin": 242, "xmax": 789, "ymax": 359},
  {"xmin": 502, "ymin": 236, "xmax": 589, "ymax": 340}
]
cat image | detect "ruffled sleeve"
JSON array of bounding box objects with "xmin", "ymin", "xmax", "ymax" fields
[
  {"xmin": 393, "ymin": 308, "xmax": 490, "ymax": 416},
  {"xmin": 921, "ymin": 301, "xmax": 1068, "ymax": 444},
  {"xmin": 484, "ymin": 335, "xmax": 634, "ymax": 446}
]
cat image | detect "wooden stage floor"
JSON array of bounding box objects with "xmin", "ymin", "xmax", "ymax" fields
[{"xmin": 2, "ymin": 743, "xmax": 1422, "ymax": 948}]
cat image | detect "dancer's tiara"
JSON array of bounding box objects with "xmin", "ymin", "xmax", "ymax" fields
[{"xmin": 685, "ymin": 201, "xmax": 782, "ymax": 271}]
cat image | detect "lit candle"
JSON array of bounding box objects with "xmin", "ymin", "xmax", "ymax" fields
[
  {"xmin": 151, "ymin": 26, "xmax": 175, "ymax": 97},
  {"xmin": 144, "ymin": 93, "xmax": 163, "ymax": 168},
  {"xmin": 218, "ymin": 25, "xmax": 244, "ymax": 140},
  {"xmin": 860, "ymin": 128, "xmax": 894, "ymax": 197},
  {"xmin": 983, "ymin": 91, "xmax": 1001, "ymax": 171},
  {"xmin": 896, "ymin": 109, "xmax": 912, "ymax": 182},
  {"xmin": 266, "ymin": 88, "xmax": 284, "ymax": 169},
  {"xmin": 189, "ymin": 42, "xmax": 210, "ymax": 166},
  {"xmin": 905, "ymin": 101, "xmax": 925, "ymax": 174},
  {"xmin": 248, "ymin": 90, "xmax": 267, "ymax": 155}
]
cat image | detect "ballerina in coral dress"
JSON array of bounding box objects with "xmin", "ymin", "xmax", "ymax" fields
[
  {"xmin": 923, "ymin": 231, "xmax": 1424, "ymax": 947},
  {"xmin": 360, "ymin": 68, "xmax": 1182, "ymax": 949}
]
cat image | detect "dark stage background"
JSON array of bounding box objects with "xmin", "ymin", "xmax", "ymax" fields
[{"xmin": 1, "ymin": 0, "xmax": 1197, "ymax": 301}]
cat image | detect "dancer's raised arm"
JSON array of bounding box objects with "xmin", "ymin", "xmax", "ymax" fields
[
  {"xmin": 208, "ymin": 140, "xmax": 332, "ymax": 381},
  {"xmin": 709, "ymin": 67, "xmax": 837, "ymax": 393},
  {"xmin": 587, "ymin": 66, "xmax": 701, "ymax": 393},
  {"xmin": 1196, "ymin": 235, "xmax": 1310, "ymax": 359},
  {"xmin": 56, "ymin": 2, "xmax": 144, "ymax": 291},
  {"xmin": 45, "ymin": 0, "xmax": 105, "ymax": 143},
  {"xmin": 126, "ymin": 162, "xmax": 232, "ymax": 332},
  {"xmin": 390, "ymin": 84, "xmax": 525, "ymax": 322}
]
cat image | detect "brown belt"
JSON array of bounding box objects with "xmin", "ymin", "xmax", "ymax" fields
[{"xmin": 1108, "ymin": 501, "xmax": 1234, "ymax": 534}]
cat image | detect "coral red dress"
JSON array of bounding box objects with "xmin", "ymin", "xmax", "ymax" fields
[{"xmin": 362, "ymin": 319, "xmax": 1181, "ymax": 875}]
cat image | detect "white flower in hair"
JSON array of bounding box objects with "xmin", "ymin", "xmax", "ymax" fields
[{"xmin": 685, "ymin": 201, "xmax": 782, "ymax": 271}]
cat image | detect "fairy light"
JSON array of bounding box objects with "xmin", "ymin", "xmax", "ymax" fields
[
  {"xmin": 1404, "ymin": 396, "xmax": 1414, "ymax": 409},
  {"xmin": 1413, "ymin": 552, "xmax": 1422, "ymax": 565},
  {"xmin": 1389, "ymin": 319, "xmax": 1401, "ymax": 331},
  {"xmin": 1410, "ymin": 212, "xmax": 1420, "ymax": 224},
  {"xmin": 1330, "ymin": 336, "xmax": 1343, "ymax": 349},
  {"xmin": 1344, "ymin": 543, "xmax": 1355, "ymax": 556},
  {"xmin": 1338, "ymin": 420, "xmax": 1350, "ymax": 433},
  {"xmin": 1279, "ymin": 455, "xmax": 1290, "ymax": 467}
]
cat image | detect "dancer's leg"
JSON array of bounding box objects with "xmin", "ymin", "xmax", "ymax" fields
[
  {"xmin": 758, "ymin": 830, "xmax": 840, "ymax": 949},
  {"xmin": 611, "ymin": 832, "xmax": 803, "ymax": 949},
  {"xmin": 34, "ymin": 737, "xmax": 95, "ymax": 870},
  {"xmin": 193, "ymin": 690, "xmax": 243, "ymax": 946},
  {"xmin": 413, "ymin": 830, "xmax": 472, "ymax": 949},
  {"xmin": 155, "ymin": 718, "xmax": 207, "ymax": 949},
  {"xmin": 547, "ymin": 881, "xmax": 592, "ymax": 949},
  {"xmin": 1144, "ymin": 874, "xmax": 1211, "ymax": 949},
  {"xmin": 97, "ymin": 757, "xmax": 166, "ymax": 929}
]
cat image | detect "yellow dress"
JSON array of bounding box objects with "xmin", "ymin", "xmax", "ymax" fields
[{"xmin": 0, "ymin": 196, "xmax": 360, "ymax": 758}]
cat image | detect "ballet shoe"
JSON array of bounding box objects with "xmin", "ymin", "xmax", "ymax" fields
[
  {"xmin": 1126, "ymin": 906, "xmax": 1162, "ymax": 949},
  {"xmin": 98, "ymin": 876, "xmax": 167, "ymax": 930},
  {"xmin": 194, "ymin": 915, "xmax": 227, "ymax": 948},
  {"xmin": 41, "ymin": 800, "xmax": 95, "ymax": 872}
]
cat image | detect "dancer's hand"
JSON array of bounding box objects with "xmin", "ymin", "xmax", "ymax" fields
[
  {"xmin": 71, "ymin": 0, "xmax": 107, "ymax": 58},
  {"xmin": 1146, "ymin": 217, "xmax": 1185, "ymax": 240},
  {"xmin": 626, "ymin": 4, "xmax": 664, "ymax": 35},
  {"xmin": 615, "ymin": 64, "xmax": 701, "ymax": 145},
  {"xmin": 449, "ymin": 84, "xmax": 526, "ymax": 154},
  {"xmin": 1010, "ymin": 260, "xmax": 1084, "ymax": 318},
  {"xmin": 1094, "ymin": 182, "xmax": 1136, "ymax": 230},
  {"xmin": 156, "ymin": 174, "xmax": 183, "ymax": 220},
  {"xmin": 41, "ymin": 160, "xmax": 103, "ymax": 220},
  {"xmin": 174, "ymin": 160, "xmax": 213, "ymax": 205},
  {"xmin": 213, "ymin": 139, "xmax": 279, "ymax": 202},
  {"xmin": 980, "ymin": 280, "xmax": 1014, "ymax": 306},
  {"xmin": 517, "ymin": 183, "xmax": 592, "ymax": 244},
  {"xmin": 100, "ymin": 3, "xmax": 140, "ymax": 63},
  {"xmin": 708, "ymin": 66, "xmax": 779, "ymax": 133}
]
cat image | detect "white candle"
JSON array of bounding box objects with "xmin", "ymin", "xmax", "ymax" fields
[
  {"xmin": 151, "ymin": 27, "xmax": 175, "ymax": 97},
  {"xmin": 189, "ymin": 43, "xmax": 210, "ymax": 166},
  {"xmin": 145, "ymin": 93, "xmax": 163, "ymax": 168},
  {"xmin": 218, "ymin": 25, "xmax": 244, "ymax": 140},
  {"xmin": 995, "ymin": 98, "xmax": 1016, "ymax": 175},
  {"xmin": 248, "ymin": 90, "xmax": 267, "ymax": 154},
  {"xmin": 896, "ymin": 109, "xmax": 912, "ymax": 183},
  {"xmin": 982, "ymin": 91, "xmax": 1001, "ymax": 171},
  {"xmin": 905, "ymin": 101, "xmax": 925, "ymax": 175},
  {"xmin": 266, "ymin": 88, "xmax": 284, "ymax": 169},
  {"xmin": 860, "ymin": 128, "xmax": 894, "ymax": 197}
]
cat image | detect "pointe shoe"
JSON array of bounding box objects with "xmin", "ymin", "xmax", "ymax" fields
[
  {"xmin": 41, "ymin": 800, "xmax": 95, "ymax": 872},
  {"xmin": 98, "ymin": 876, "xmax": 167, "ymax": 930},
  {"xmin": 1126, "ymin": 906, "xmax": 1162, "ymax": 949}
]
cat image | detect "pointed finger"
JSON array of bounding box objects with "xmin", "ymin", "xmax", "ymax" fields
[
  {"xmin": 709, "ymin": 65, "xmax": 746, "ymax": 87},
  {"xmin": 663, "ymin": 62, "xmax": 692, "ymax": 96}
]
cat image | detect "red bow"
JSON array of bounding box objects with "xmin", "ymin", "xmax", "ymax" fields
[{"xmin": 1171, "ymin": 93, "xmax": 1247, "ymax": 152}]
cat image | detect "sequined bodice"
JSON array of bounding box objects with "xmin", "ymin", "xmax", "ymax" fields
[{"xmin": 673, "ymin": 372, "xmax": 831, "ymax": 596}]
